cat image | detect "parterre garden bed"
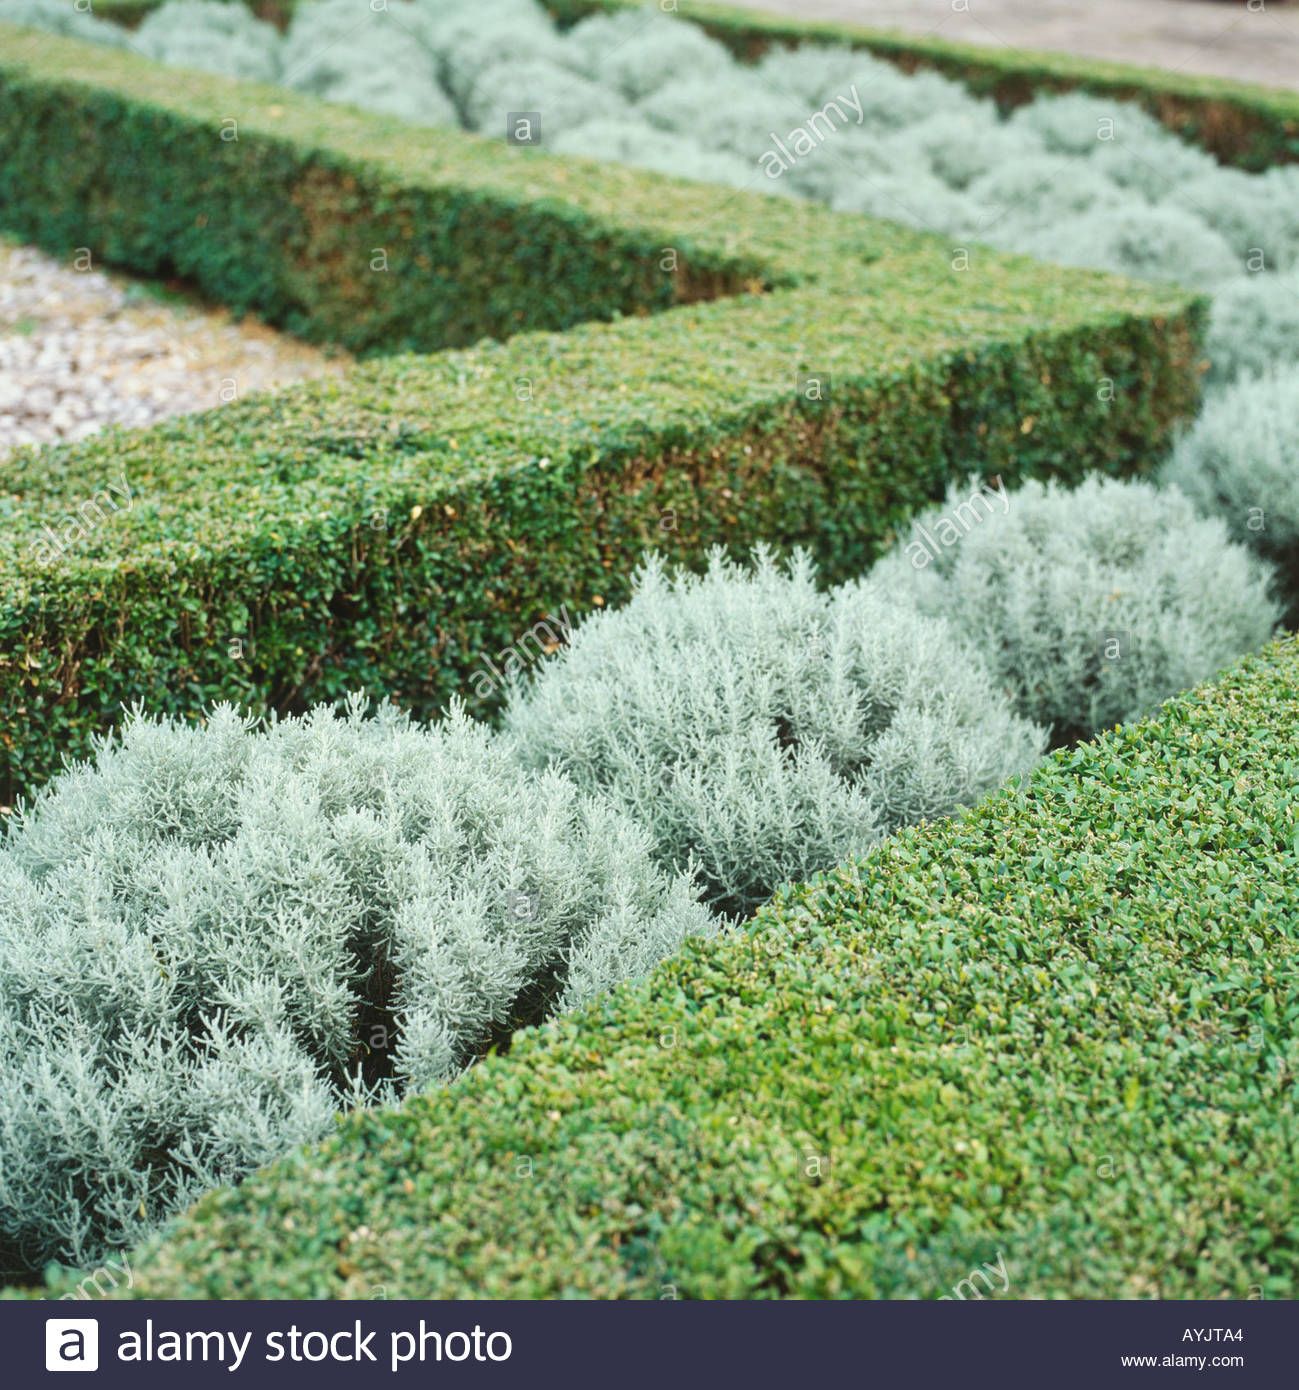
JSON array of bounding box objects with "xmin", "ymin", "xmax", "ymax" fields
[{"xmin": 0, "ymin": 0, "xmax": 1296, "ymax": 1298}]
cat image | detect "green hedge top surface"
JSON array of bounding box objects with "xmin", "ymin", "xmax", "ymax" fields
[
  {"xmin": 0, "ymin": 26, "xmax": 1202, "ymax": 799},
  {"xmin": 59, "ymin": 633, "xmax": 1299, "ymax": 1300},
  {"xmin": 549, "ymin": 0, "xmax": 1299, "ymax": 170}
]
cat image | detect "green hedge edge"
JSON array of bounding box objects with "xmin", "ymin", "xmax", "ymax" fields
[{"xmin": 43, "ymin": 633, "xmax": 1299, "ymax": 1300}]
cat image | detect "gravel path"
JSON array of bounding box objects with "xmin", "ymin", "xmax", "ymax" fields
[
  {"xmin": 0, "ymin": 240, "xmax": 347, "ymax": 459},
  {"xmin": 741, "ymin": 0, "xmax": 1299, "ymax": 92}
]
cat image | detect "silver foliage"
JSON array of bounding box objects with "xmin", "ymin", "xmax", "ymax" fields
[
  {"xmin": 873, "ymin": 475, "xmax": 1280, "ymax": 739},
  {"xmin": 504, "ymin": 549, "xmax": 1045, "ymax": 920},
  {"xmin": 0, "ymin": 698, "xmax": 709, "ymax": 1270}
]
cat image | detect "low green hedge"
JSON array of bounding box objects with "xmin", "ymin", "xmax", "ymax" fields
[
  {"xmin": 0, "ymin": 27, "xmax": 774, "ymax": 353},
  {"xmin": 0, "ymin": 27, "xmax": 1202, "ymax": 802},
  {"xmin": 550, "ymin": 0, "xmax": 1299, "ymax": 171},
  {"xmin": 59, "ymin": 634, "xmax": 1299, "ymax": 1300}
]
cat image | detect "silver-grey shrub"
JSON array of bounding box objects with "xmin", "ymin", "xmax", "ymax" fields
[
  {"xmin": 832, "ymin": 169, "xmax": 983, "ymax": 236},
  {"xmin": 637, "ymin": 71, "xmax": 803, "ymax": 160},
  {"xmin": 1017, "ymin": 201, "xmax": 1239, "ymax": 288},
  {"xmin": 1203, "ymin": 270, "xmax": 1299, "ymax": 387},
  {"xmin": 0, "ymin": 0, "xmax": 125, "ymax": 45},
  {"xmin": 0, "ymin": 699, "xmax": 708, "ymax": 1271},
  {"xmin": 503, "ymin": 549, "xmax": 1045, "ymax": 920},
  {"xmin": 322, "ymin": 64, "xmax": 458, "ymax": 129},
  {"xmin": 1087, "ymin": 122, "xmax": 1221, "ymax": 199},
  {"xmin": 1007, "ymin": 91, "xmax": 1166, "ymax": 157},
  {"xmin": 966, "ymin": 155, "xmax": 1126, "ymax": 234},
  {"xmin": 1162, "ymin": 366, "xmax": 1299, "ymax": 598},
  {"xmin": 753, "ymin": 43, "xmax": 901, "ymax": 109},
  {"xmin": 134, "ymin": 0, "xmax": 282, "ymax": 83},
  {"xmin": 1171, "ymin": 168, "xmax": 1299, "ymax": 272},
  {"xmin": 562, "ymin": 7, "xmax": 733, "ymax": 102},
  {"xmin": 872, "ymin": 476, "xmax": 1280, "ymax": 740},
  {"xmin": 883, "ymin": 109, "xmax": 1044, "ymax": 191},
  {"xmin": 551, "ymin": 119, "xmax": 760, "ymax": 191},
  {"xmin": 430, "ymin": 1, "xmax": 569, "ymax": 107}
]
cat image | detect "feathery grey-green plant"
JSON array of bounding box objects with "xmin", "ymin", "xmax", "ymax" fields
[
  {"xmin": 465, "ymin": 59, "xmax": 623, "ymax": 140},
  {"xmin": 135, "ymin": 0, "xmax": 281, "ymax": 83},
  {"xmin": 872, "ymin": 476, "xmax": 1280, "ymax": 740},
  {"xmin": 1203, "ymin": 270, "xmax": 1299, "ymax": 387},
  {"xmin": 552, "ymin": 118, "xmax": 760, "ymax": 190},
  {"xmin": 503, "ymin": 549, "xmax": 1044, "ymax": 920},
  {"xmin": 1006, "ymin": 90, "xmax": 1164, "ymax": 156},
  {"xmin": 0, "ymin": 699, "xmax": 708, "ymax": 1272},
  {"xmin": 562, "ymin": 7, "xmax": 732, "ymax": 102},
  {"xmin": 883, "ymin": 109, "xmax": 1044, "ymax": 191}
]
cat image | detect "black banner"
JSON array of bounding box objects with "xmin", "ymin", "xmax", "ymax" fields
[{"xmin": 5, "ymin": 1299, "xmax": 1292, "ymax": 1387}]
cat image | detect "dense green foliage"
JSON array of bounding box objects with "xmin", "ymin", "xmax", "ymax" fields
[
  {"xmin": 0, "ymin": 698, "xmax": 707, "ymax": 1272},
  {"xmin": 0, "ymin": 26, "xmax": 1201, "ymax": 803},
  {"xmin": 504, "ymin": 549, "xmax": 1044, "ymax": 917},
  {"xmin": 1203, "ymin": 268, "xmax": 1299, "ymax": 387},
  {"xmin": 56, "ymin": 634, "xmax": 1299, "ymax": 1300},
  {"xmin": 872, "ymin": 475, "xmax": 1279, "ymax": 740}
]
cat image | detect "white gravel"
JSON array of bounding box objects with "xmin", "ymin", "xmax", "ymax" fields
[{"xmin": 0, "ymin": 240, "xmax": 348, "ymax": 458}]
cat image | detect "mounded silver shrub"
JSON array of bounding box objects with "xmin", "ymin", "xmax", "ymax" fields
[
  {"xmin": 842, "ymin": 65, "xmax": 978, "ymax": 134},
  {"xmin": 552, "ymin": 119, "xmax": 760, "ymax": 191},
  {"xmin": 1171, "ymin": 168, "xmax": 1299, "ymax": 272},
  {"xmin": 503, "ymin": 549, "xmax": 1045, "ymax": 919},
  {"xmin": 1204, "ymin": 270, "xmax": 1299, "ymax": 386},
  {"xmin": 1162, "ymin": 366, "xmax": 1299, "ymax": 596},
  {"xmin": 322, "ymin": 65, "xmax": 458, "ymax": 128},
  {"xmin": 430, "ymin": 2, "xmax": 569, "ymax": 107},
  {"xmin": 0, "ymin": 699, "xmax": 709, "ymax": 1270},
  {"xmin": 280, "ymin": 0, "xmax": 429, "ymax": 95},
  {"xmin": 872, "ymin": 476, "xmax": 1280, "ymax": 739},
  {"xmin": 1018, "ymin": 201, "xmax": 1239, "ymax": 288},
  {"xmin": 883, "ymin": 109, "xmax": 1044, "ymax": 190},
  {"xmin": 832, "ymin": 169, "xmax": 983, "ymax": 236},
  {"xmin": 134, "ymin": 0, "xmax": 282, "ymax": 83},
  {"xmin": 465, "ymin": 59, "xmax": 624, "ymax": 140},
  {"xmin": 0, "ymin": 0, "xmax": 125, "ymax": 45},
  {"xmin": 776, "ymin": 129, "xmax": 906, "ymax": 203},
  {"xmin": 753, "ymin": 42, "xmax": 900, "ymax": 108},
  {"xmin": 1007, "ymin": 91, "xmax": 1166, "ymax": 157},
  {"xmin": 563, "ymin": 7, "xmax": 732, "ymax": 102},
  {"xmin": 638, "ymin": 72, "xmax": 803, "ymax": 159},
  {"xmin": 1088, "ymin": 125, "xmax": 1221, "ymax": 201},
  {"xmin": 966, "ymin": 154, "xmax": 1126, "ymax": 234}
]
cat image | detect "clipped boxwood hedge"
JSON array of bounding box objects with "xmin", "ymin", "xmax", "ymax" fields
[
  {"xmin": 61, "ymin": 634, "xmax": 1299, "ymax": 1300},
  {"xmin": 550, "ymin": 0, "xmax": 1299, "ymax": 171},
  {"xmin": 0, "ymin": 26, "xmax": 1202, "ymax": 801}
]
